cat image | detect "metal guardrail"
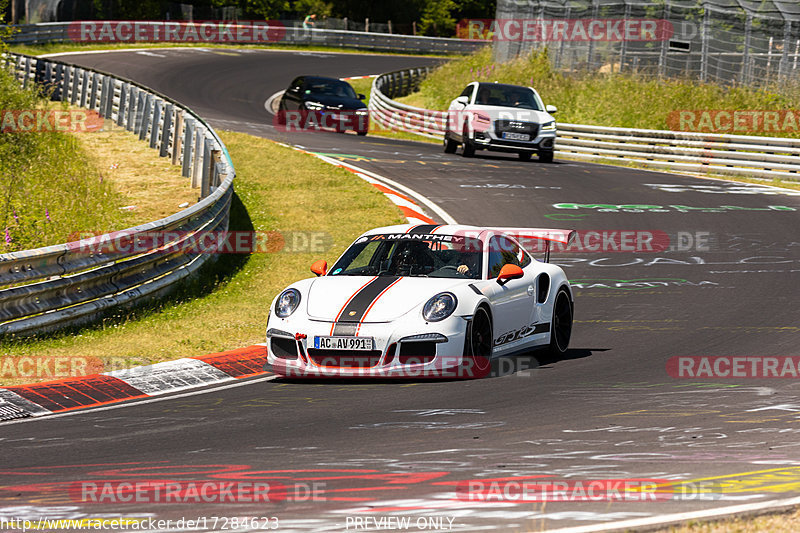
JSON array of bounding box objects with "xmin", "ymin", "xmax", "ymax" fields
[
  {"xmin": 0, "ymin": 52, "xmax": 235, "ymax": 336},
  {"xmin": 369, "ymin": 68, "xmax": 800, "ymax": 181},
  {"xmin": 2, "ymin": 21, "xmax": 486, "ymax": 55}
]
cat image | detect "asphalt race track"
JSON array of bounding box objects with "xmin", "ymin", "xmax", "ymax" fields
[{"xmin": 2, "ymin": 48, "xmax": 800, "ymax": 532}]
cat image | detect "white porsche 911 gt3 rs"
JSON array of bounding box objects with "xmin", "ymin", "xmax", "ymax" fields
[{"xmin": 265, "ymin": 224, "xmax": 576, "ymax": 378}]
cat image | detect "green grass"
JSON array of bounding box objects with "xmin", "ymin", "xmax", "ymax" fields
[
  {"xmin": 0, "ymin": 67, "xmax": 132, "ymax": 251},
  {"xmin": 0, "ymin": 131, "xmax": 405, "ymax": 381},
  {"xmin": 399, "ymin": 47, "xmax": 800, "ymax": 137}
]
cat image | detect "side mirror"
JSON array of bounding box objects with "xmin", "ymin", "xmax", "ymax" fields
[
  {"xmin": 358, "ymin": 93, "xmax": 366, "ymax": 100},
  {"xmin": 455, "ymin": 96, "xmax": 469, "ymax": 106},
  {"xmin": 496, "ymin": 264, "xmax": 524, "ymax": 284},
  {"xmin": 545, "ymin": 104, "xmax": 558, "ymax": 114},
  {"xmin": 311, "ymin": 260, "xmax": 327, "ymax": 276}
]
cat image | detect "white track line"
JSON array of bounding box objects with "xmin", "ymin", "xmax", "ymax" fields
[
  {"xmin": 324, "ymin": 157, "xmax": 458, "ymax": 225},
  {"xmin": 264, "ymin": 90, "xmax": 284, "ymax": 114}
]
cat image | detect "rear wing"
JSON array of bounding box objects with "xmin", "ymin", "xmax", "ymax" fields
[{"xmin": 490, "ymin": 227, "xmax": 577, "ymax": 263}]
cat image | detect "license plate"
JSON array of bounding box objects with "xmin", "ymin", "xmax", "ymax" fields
[
  {"xmin": 314, "ymin": 336, "xmax": 374, "ymax": 350},
  {"xmin": 502, "ymin": 132, "xmax": 530, "ymax": 141}
]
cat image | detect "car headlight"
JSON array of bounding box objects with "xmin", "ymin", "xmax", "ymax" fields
[
  {"xmin": 541, "ymin": 121, "xmax": 556, "ymax": 131},
  {"xmin": 355, "ymin": 109, "xmax": 368, "ymax": 115},
  {"xmin": 275, "ymin": 288, "xmax": 301, "ymax": 318},
  {"xmin": 304, "ymin": 101, "xmax": 324, "ymax": 110},
  {"xmin": 422, "ymin": 292, "xmax": 458, "ymax": 322}
]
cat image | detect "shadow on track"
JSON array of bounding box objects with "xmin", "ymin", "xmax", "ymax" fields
[{"xmin": 268, "ymin": 348, "xmax": 606, "ymax": 385}]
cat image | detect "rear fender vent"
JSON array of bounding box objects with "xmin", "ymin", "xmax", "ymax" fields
[{"xmin": 537, "ymin": 273, "xmax": 550, "ymax": 304}]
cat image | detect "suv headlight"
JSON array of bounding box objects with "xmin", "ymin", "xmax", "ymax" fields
[
  {"xmin": 541, "ymin": 121, "xmax": 556, "ymax": 131},
  {"xmin": 275, "ymin": 288, "xmax": 301, "ymax": 318},
  {"xmin": 422, "ymin": 292, "xmax": 458, "ymax": 322}
]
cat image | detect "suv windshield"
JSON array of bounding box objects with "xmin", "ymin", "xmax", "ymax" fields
[
  {"xmin": 474, "ymin": 84, "xmax": 541, "ymax": 110},
  {"xmin": 329, "ymin": 234, "xmax": 483, "ymax": 279}
]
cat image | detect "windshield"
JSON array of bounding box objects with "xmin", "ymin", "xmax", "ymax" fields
[
  {"xmin": 329, "ymin": 234, "xmax": 483, "ymax": 279},
  {"xmin": 305, "ymin": 79, "xmax": 358, "ymax": 99},
  {"xmin": 474, "ymin": 85, "xmax": 542, "ymax": 110}
]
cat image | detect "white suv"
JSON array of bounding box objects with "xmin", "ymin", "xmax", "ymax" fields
[{"xmin": 443, "ymin": 82, "xmax": 557, "ymax": 162}]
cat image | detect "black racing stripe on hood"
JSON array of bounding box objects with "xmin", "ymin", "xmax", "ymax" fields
[
  {"xmin": 408, "ymin": 224, "xmax": 440, "ymax": 234},
  {"xmin": 332, "ymin": 276, "xmax": 401, "ymax": 336}
]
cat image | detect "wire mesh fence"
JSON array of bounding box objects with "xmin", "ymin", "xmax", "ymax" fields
[{"xmin": 493, "ymin": 0, "xmax": 800, "ymax": 88}]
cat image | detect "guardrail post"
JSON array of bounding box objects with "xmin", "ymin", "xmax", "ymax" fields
[
  {"xmin": 192, "ymin": 130, "xmax": 204, "ymax": 188},
  {"xmin": 209, "ymin": 149, "xmax": 222, "ymax": 190},
  {"xmin": 200, "ymin": 138, "xmax": 212, "ymax": 197},
  {"xmin": 52, "ymin": 63, "xmax": 63, "ymax": 100},
  {"xmin": 172, "ymin": 111, "xmax": 184, "ymax": 166},
  {"xmin": 126, "ymin": 87, "xmax": 138, "ymax": 132},
  {"xmin": 182, "ymin": 118, "xmax": 195, "ymax": 177},
  {"xmin": 117, "ymin": 83, "xmax": 129, "ymax": 127},
  {"xmin": 89, "ymin": 73, "xmax": 100, "ymax": 111},
  {"xmin": 139, "ymin": 94, "xmax": 153, "ymax": 141},
  {"xmin": 70, "ymin": 67, "xmax": 81, "ymax": 105},
  {"xmin": 34, "ymin": 60, "xmax": 47, "ymax": 87},
  {"xmin": 99, "ymin": 76, "xmax": 112, "ymax": 119},
  {"xmin": 150, "ymin": 99, "xmax": 163, "ymax": 149},
  {"xmin": 23, "ymin": 57, "xmax": 32, "ymax": 89},
  {"xmin": 160, "ymin": 104, "xmax": 173, "ymax": 157},
  {"xmin": 134, "ymin": 91, "xmax": 146, "ymax": 136},
  {"xmin": 79, "ymin": 70, "xmax": 89, "ymax": 108}
]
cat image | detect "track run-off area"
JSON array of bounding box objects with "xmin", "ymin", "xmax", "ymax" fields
[{"xmin": 2, "ymin": 47, "xmax": 800, "ymax": 532}]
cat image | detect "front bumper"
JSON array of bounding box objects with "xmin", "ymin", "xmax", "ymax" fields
[
  {"xmin": 473, "ymin": 130, "xmax": 556, "ymax": 153},
  {"xmin": 265, "ymin": 316, "xmax": 485, "ymax": 378}
]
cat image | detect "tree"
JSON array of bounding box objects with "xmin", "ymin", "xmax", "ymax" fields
[{"xmin": 418, "ymin": 0, "xmax": 456, "ymax": 36}]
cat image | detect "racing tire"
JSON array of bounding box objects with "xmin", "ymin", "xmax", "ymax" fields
[
  {"xmin": 275, "ymin": 103, "xmax": 286, "ymax": 125},
  {"xmin": 443, "ymin": 132, "xmax": 458, "ymax": 153},
  {"xmin": 463, "ymin": 306, "xmax": 492, "ymax": 378},
  {"xmin": 518, "ymin": 152, "xmax": 532, "ymax": 161},
  {"xmin": 357, "ymin": 130, "xmax": 368, "ymax": 136},
  {"xmin": 545, "ymin": 288, "xmax": 572, "ymax": 358},
  {"xmin": 461, "ymin": 126, "xmax": 475, "ymax": 158},
  {"xmin": 539, "ymin": 151, "xmax": 554, "ymax": 163}
]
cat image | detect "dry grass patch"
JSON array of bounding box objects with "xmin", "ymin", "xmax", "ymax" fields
[{"xmin": 72, "ymin": 120, "xmax": 198, "ymax": 223}]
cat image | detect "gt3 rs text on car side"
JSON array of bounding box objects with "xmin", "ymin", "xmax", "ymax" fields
[{"xmin": 265, "ymin": 224, "xmax": 576, "ymax": 378}]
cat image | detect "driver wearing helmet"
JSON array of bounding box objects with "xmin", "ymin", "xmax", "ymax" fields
[{"xmin": 390, "ymin": 242, "xmax": 433, "ymax": 276}]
